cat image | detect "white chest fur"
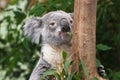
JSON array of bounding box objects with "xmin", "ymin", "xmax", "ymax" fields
[{"xmin": 41, "ymin": 44, "xmax": 71, "ymax": 68}]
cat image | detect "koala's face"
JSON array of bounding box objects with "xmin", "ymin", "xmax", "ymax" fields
[
  {"xmin": 41, "ymin": 11, "xmax": 73, "ymax": 45},
  {"xmin": 24, "ymin": 11, "xmax": 73, "ymax": 45}
]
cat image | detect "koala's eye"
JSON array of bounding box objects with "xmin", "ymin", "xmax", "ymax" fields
[
  {"xmin": 50, "ymin": 22, "xmax": 55, "ymax": 26},
  {"xmin": 70, "ymin": 20, "xmax": 73, "ymax": 24},
  {"xmin": 50, "ymin": 22, "xmax": 56, "ymax": 26}
]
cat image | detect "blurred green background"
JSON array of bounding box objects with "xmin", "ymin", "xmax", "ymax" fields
[{"xmin": 0, "ymin": 0, "xmax": 120, "ymax": 80}]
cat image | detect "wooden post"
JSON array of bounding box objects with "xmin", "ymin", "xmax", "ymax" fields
[{"xmin": 72, "ymin": 0, "xmax": 105, "ymax": 79}]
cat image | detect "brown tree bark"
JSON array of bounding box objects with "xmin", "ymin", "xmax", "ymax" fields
[{"xmin": 71, "ymin": 0, "xmax": 105, "ymax": 80}]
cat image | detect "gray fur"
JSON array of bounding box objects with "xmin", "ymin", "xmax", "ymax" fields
[
  {"xmin": 24, "ymin": 17, "xmax": 43, "ymax": 44},
  {"xmin": 29, "ymin": 53, "xmax": 51, "ymax": 80},
  {"xmin": 24, "ymin": 11, "xmax": 73, "ymax": 45},
  {"xmin": 23, "ymin": 10, "xmax": 73, "ymax": 80}
]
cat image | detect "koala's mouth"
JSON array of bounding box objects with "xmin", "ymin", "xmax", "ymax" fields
[
  {"xmin": 61, "ymin": 32, "xmax": 68, "ymax": 36},
  {"xmin": 59, "ymin": 31, "xmax": 71, "ymax": 40}
]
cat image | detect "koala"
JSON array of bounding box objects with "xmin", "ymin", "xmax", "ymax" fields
[{"xmin": 24, "ymin": 10, "xmax": 106, "ymax": 80}]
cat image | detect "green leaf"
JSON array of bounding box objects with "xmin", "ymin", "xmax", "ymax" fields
[
  {"xmin": 41, "ymin": 69, "xmax": 56, "ymax": 79},
  {"xmin": 54, "ymin": 72, "xmax": 61, "ymax": 80},
  {"xmin": 112, "ymin": 72, "xmax": 120, "ymax": 80},
  {"xmin": 67, "ymin": 32, "xmax": 72, "ymax": 38},
  {"xmin": 96, "ymin": 59, "xmax": 102, "ymax": 66},
  {"xmin": 23, "ymin": 38, "xmax": 30, "ymax": 52},
  {"xmin": 64, "ymin": 60, "xmax": 71, "ymax": 75},
  {"xmin": 29, "ymin": 3, "xmax": 45, "ymax": 16},
  {"xmin": 10, "ymin": 0, "xmax": 19, "ymax": 5},
  {"xmin": 62, "ymin": 51, "xmax": 67, "ymax": 60},
  {"xmin": 13, "ymin": 10, "xmax": 26, "ymax": 25},
  {"xmin": 81, "ymin": 60, "xmax": 90, "ymax": 80},
  {"xmin": 97, "ymin": 44, "xmax": 112, "ymax": 51},
  {"xmin": 67, "ymin": 72, "xmax": 76, "ymax": 80}
]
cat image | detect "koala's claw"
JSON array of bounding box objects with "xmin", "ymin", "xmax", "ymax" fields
[{"xmin": 97, "ymin": 65, "xmax": 107, "ymax": 77}]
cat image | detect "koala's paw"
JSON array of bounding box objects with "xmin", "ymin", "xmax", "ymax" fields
[{"xmin": 97, "ymin": 65, "xmax": 107, "ymax": 77}]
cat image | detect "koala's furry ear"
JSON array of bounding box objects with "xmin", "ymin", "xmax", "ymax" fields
[
  {"xmin": 24, "ymin": 17, "xmax": 43, "ymax": 44},
  {"xmin": 69, "ymin": 13, "xmax": 74, "ymax": 19}
]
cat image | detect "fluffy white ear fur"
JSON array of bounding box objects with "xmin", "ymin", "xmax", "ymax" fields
[{"xmin": 24, "ymin": 17, "xmax": 43, "ymax": 44}]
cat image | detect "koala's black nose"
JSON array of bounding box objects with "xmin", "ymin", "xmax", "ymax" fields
[
  {"xmin": 60, "ymin": 18, "xmax": 70, "ymax": 32},
  {"xmin": 62, "ymin": 26, "xmax": 70, "ymax": 32}
]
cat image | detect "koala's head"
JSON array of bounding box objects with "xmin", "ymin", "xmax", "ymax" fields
[{"xmin": 24, "ymin": 11, "xmax": 73, "ymax": 45}]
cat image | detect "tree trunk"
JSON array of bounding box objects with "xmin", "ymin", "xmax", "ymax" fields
[{"xmin": 72, "ymin": 0, "xmax": 105, "ymax": 79}]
